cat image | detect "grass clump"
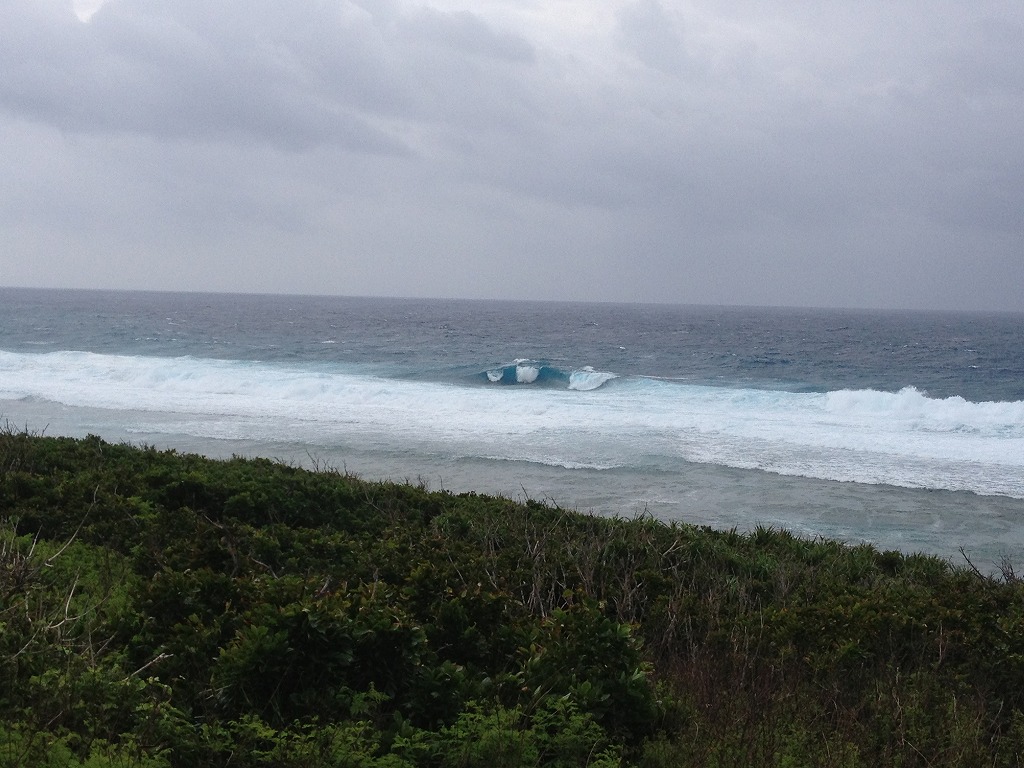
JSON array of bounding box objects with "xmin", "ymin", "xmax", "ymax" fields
[{"xmin": 2, "ymin": 430, "xmax": 1023, "ymax": 766}]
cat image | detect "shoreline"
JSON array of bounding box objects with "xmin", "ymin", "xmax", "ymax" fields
[{"xmin": 4, "ymin": 400, "xmax": 1023, "ymax": 573}]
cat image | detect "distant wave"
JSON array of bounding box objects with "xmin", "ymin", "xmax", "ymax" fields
[{"xmin": 481, "ymin": 360, "xmax": 618, "ymax": 391}]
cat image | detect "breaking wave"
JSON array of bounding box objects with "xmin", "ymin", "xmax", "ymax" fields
[
  {"xmin": 1, "ymin": 350, "xmax": 1022, "ymax": 498},
  {"xmin": 481, "ymin": 360, "xmax": 618, "ymax": 391}
]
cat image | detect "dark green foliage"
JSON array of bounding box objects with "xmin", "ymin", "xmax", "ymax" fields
[{"xmin": 2, "ymin": 429, "xmax": 1024, "ymax": 767}]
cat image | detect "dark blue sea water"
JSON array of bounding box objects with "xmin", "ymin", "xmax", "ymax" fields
[{"xmin": 2, "ymin": 288, "xmax": 1022, "ymax": 568}]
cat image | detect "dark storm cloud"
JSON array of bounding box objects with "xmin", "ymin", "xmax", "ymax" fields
[
  {"xmin": 0, "ymin": 0, "xmax": 1022, "ymax": 310},
  {"xmin": 0, "ymin": 1, "xmax": 414, "ymax": 152},
  {"xmin": 0, "ymin": 0, "xmax": 542, "ymax": 150}
]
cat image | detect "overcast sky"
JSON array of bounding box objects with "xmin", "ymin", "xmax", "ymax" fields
[{"xmin": 2, "ymin": 0, "xmax": 1022, "ymax": 311}]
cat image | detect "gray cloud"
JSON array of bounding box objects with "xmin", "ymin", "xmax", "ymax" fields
[
  {"xmin": 1, "ymin": 1, "xmax": 416, "ymax": 151},
  {"xmin": 617, "ymin": 0, "xmax": 693, "ymax": 75},
  {"xmin": 1, "ymin": 0, "xmax": 1022, "ymax": 311}
]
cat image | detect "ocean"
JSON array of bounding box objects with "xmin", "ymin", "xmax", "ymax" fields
[{"xmin": 1, "ymin": 287, "xmax": 1022, "ymax": 569}]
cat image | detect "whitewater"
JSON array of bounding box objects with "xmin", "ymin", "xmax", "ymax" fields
[
  {"xmin": 1, "ymin": 289, "xmax": 1022, "ymax": 568},
  {"xmin": 2, "ymin": 349, "xmax": 1021, "ymax": 497}
]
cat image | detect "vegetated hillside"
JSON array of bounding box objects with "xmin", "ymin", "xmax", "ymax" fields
[{"xmin": 2, "ymin": 430, "xmax": 1023, "ymax": 767}]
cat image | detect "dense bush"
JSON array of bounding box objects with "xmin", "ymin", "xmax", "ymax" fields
[{"xmin": 2, "ymin": 430, "xmax": 1024, "ymax": 766}]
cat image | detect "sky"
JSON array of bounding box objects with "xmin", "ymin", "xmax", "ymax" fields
[{"xmin": 1, "ymin": 0, "xmax": 1023, "ymax": 311}]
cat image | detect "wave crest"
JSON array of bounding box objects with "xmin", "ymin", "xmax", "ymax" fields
[{"xmin": 482, "ymin": 360, "xmax": 617, "ymax": 391}]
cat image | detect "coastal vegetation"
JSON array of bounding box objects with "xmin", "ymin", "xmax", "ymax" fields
[{"xmin": 2, "ymin": 429, "xmax": 1023, "ymax": 767}]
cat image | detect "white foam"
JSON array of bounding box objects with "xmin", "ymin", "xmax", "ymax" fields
[
  {"xmin": 515, "ymin": 364, "xmax": 539, "ymax": 384},
  {"xmin": 2, "ymin": 350, "xmax": 1022, "ymax": 498},
  {"xmin": 568, "ymin": 367, "xmax": 618, "ymax": 391},
  {"xmin": 483, "ymin": 454, "xmax": 623, "ymax": 471}
]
